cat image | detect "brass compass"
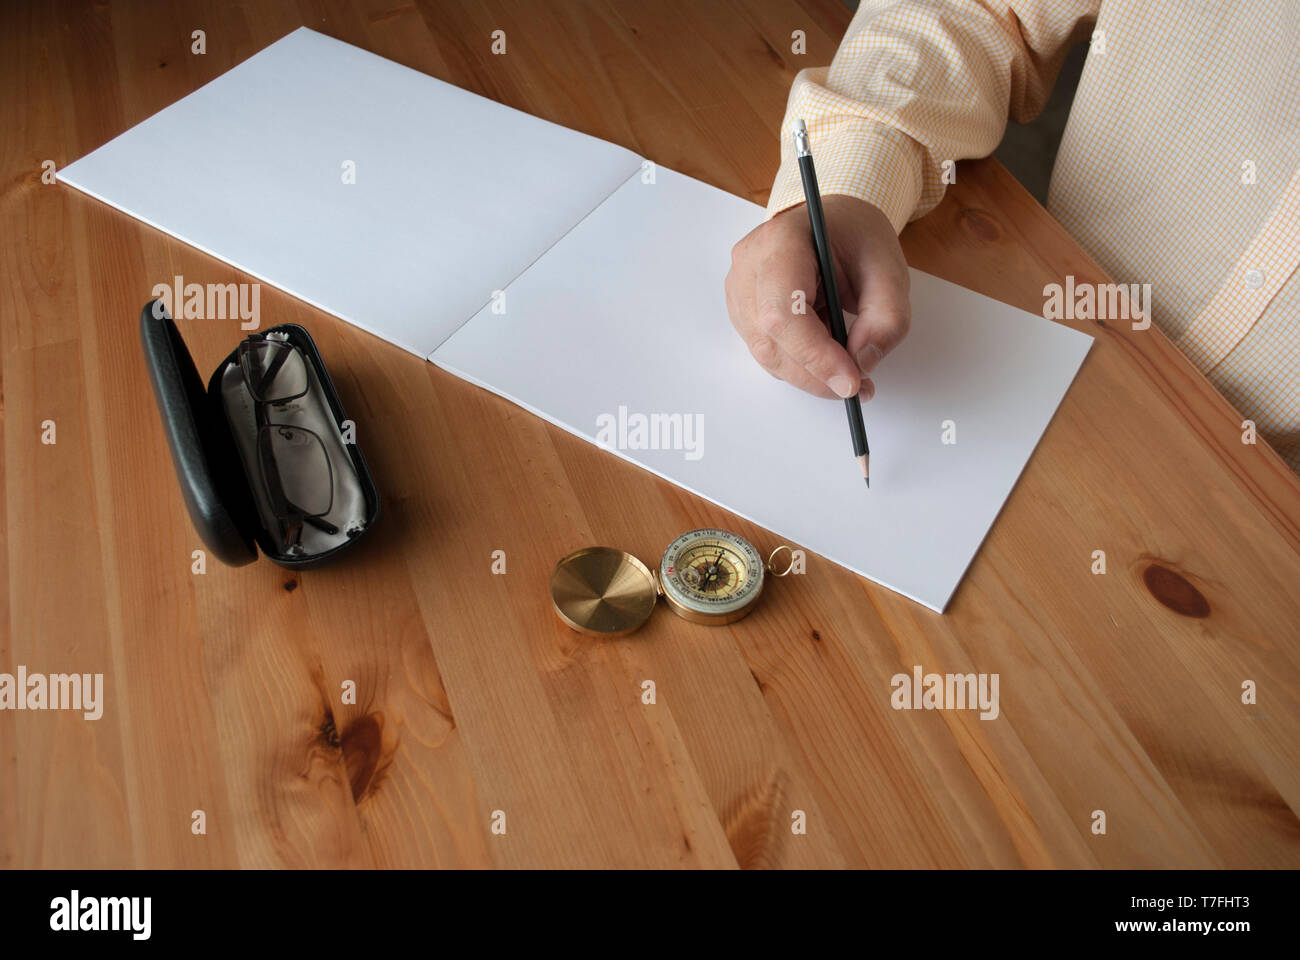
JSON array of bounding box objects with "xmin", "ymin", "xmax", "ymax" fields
[{"xmin": 549, "ymin": 528, "xmax": 795, "ymax": 636}]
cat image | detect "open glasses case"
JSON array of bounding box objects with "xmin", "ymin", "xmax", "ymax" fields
[{"xmin": 140, "ymin": 300, "xmax": 379, "ymax": 568}]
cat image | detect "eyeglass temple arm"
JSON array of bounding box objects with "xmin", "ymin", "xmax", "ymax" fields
[
  {"xmin": 303, "ymin": 514, "xmax": 340, "ymax": 536},
  {"xmin": 258, "ymin": 341, "xmax": 294, "ymax": 389}
]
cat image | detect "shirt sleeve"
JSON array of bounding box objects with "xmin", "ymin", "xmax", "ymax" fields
[{"xmin": 767, "ymin": 0, "xmax": 1101, "ymax": 231}]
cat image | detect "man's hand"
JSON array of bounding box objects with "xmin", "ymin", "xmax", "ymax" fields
[{"xmin": 725, "ymin": 195, "xmax": 910, "ymax": 400}]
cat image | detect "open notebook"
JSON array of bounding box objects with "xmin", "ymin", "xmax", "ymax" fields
[{"xmin": 59, "ymin": 27, "xmax": 1092, "ymax": 612}]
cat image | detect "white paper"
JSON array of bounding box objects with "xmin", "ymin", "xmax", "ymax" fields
[
  {"xmin": 58, "ymin": 27, "xmax": 641, "ymax": 357},
  {"xmin": 432, "ymin": 170, "xmax": 1093, "ymax": 611},
  {"xmin": 59, "ymin": 27, "xmax": 1093, "ymax": 611}
]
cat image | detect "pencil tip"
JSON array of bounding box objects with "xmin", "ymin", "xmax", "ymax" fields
[{"xmin": 865, "ymin": 477, "xmax": 870, "ymax": 488}]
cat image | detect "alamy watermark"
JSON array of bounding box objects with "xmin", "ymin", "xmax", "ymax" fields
[
  {"xmin": 0, "ymin": 666, "xmax": 103, "ymax": 720},
  {"xmin": 151, "ymin": 275, "xmax": 260, "ymax": 329},
  {"xmin": 1043, "ymin": 275, "xmax": 1151, "ymax": 330},
  {"xmin": 50, "ymin": 890, "xmax": 150, "ymax": 940},
  {"xmin": 595, "ymin": 405, "xmax": 704, "ymax": 461},
  {"xmin": 891, "ymin": 665, "xmax": 999, "ymax": 720}
]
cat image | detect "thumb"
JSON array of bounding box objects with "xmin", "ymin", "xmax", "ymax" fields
[{"xmin": 845, "ymin": 260, "xmax": 910, "ymax": 377}]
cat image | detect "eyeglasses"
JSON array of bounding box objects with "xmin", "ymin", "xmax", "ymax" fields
[{"xmin": 237, "ymin": 335, "xmax": 338, "ymax": 553}]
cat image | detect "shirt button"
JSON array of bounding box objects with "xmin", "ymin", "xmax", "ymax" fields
[{"xmin": 1244, "ymin": 268, "xmax": 1265, "ymax": 289}]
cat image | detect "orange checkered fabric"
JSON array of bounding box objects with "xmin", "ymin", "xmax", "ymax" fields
[{"xmin": 768, "ymin": 0, "xmax": 1300, "ymax": 472}]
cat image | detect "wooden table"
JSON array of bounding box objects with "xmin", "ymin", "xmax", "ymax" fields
[{"xmin": 3, "ymin": 0, "xmax": 1298, "ymax": 869}]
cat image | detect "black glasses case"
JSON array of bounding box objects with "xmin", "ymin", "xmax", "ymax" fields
[{"xmin": 139, "ymin": 299, "xmax": 380, "ymax": 568}]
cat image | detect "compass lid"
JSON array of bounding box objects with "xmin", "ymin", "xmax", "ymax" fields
[{"xmin": 549, "ymin": 546, "xmax": 659, "ymax": 636}]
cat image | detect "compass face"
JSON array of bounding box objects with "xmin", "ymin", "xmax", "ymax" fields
[{"xmin": 659, "ymin": 528, "xmax": 764, "ymax": 624}]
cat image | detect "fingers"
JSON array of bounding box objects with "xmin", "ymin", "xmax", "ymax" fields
[
  {"xmin": 846, "ymin": 270, "xmax": 910, "ymax": 377},
  {"xmin": 837, "ymin": 217, "xmax": 911, "ymax": 380},
  {"xmin": 753, "ymin": 249, "xmax": 860, "ymax": 398},
  {"xmin": 746, "ymin": 334, "xmax": 840, "ymax": 398},
  {"xmin": 726, "ymin": 202, "xmax": 902, "ymax": 401},
  {"xmin": 727, "ymin": 267, "xmax": 836, "ymax": 398}
]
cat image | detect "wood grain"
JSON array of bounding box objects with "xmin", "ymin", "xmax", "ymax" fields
[{"xmin": 2, "ymin": 0, "xmax": 1298, "ymax": 868}]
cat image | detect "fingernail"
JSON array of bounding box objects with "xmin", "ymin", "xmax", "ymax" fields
[
  {"xmin": 829, "ymin": 375, "xmax": 856, "ymax": 399},
  {"xmin": 856, "ymin": 343, "xmax": 884, "ymax": 375},
  {"xmin": 859, "ymin": 378, "xmax": 875, "ymax": 402}
]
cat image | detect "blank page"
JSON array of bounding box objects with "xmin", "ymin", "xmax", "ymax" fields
[
  {"xmin": 431, "ymin": 169, "xmax": 1093, "ymax": 612},
  {"xmin": 58, "ymin": 27, "xmax": 641, "ymax": 357}
]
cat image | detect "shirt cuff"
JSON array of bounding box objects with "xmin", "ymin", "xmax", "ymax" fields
[{"xmin": 766, "ymin": 119, "xmax": 926, "ymax": 234}]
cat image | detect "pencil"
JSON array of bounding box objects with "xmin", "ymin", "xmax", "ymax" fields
[{"xmin": 793, "ymin": 119, "xmax": 871, "ymax": 487}]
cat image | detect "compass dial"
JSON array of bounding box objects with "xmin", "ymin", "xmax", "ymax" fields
[{"xmin": 659, "ymin": 528, "xmax": 764, "ymax": 625}]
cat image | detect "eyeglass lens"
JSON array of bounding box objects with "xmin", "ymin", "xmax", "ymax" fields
[
  {"xmin": 258, "ymin": 425, "xmax": 334, "ymax": 520},
  {"xmin": 242, "ymin": 339, "xmax": 309, "ymax": 403}
]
